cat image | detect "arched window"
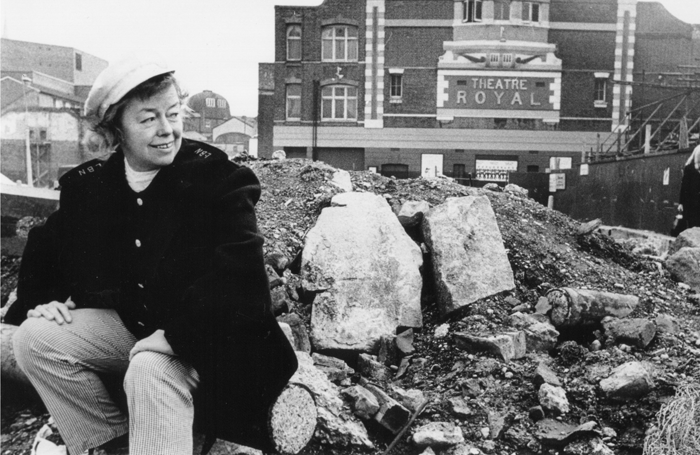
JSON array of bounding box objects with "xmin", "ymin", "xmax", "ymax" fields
[
  {"xmin": 287, "ymin": 25, "xmax": 302, "ymax": 60},
  {"xmin": 321, "ymin": 85, "xmax": 357, "ymax": 121},
  {"xmin": 321, "ymin": 25, "xmax": 358, "ymax": 62},
  {"xmin": 494, "ymin": 0, "xmax": 510, "ymax": 20}
]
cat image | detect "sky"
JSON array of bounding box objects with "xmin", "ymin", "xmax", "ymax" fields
[{"xmin": 1, "ymin": 0, "xmax": 699, "ymax": 117}]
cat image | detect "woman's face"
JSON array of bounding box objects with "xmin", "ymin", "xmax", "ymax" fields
[{"xmin": 120, "ymin": 85, "xmax": 182, "ymax": 171}]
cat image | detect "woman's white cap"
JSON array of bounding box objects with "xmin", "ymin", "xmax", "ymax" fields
[{"xmin": 84, "ymin": 52, "xmax": 174, "ymax": 120}]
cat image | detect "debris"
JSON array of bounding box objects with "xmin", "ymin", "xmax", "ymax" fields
[
  {"xmin": 599, "ymin": 361, "xmax": 654, "ymax": 400},
  {"xmin": 546, "ymin": 288, "xmax": 640, "ymax": 328},
  {"xmin": 412, "ymin": 422, "xmax": 465, "ymax": 448}
]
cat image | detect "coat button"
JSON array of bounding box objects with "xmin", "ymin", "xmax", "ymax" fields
[
  {"xmin": 138, "ymin": 283, "xmax": 144, "ymax": 288},
  {"xmin": 137, "ymin": 198, "xmax": 143, "ymax": 206},
  {"xmin": 135, "ymin": 239, "xmax": 142, "ymax": 247}
]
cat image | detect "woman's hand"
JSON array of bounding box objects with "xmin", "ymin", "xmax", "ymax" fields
[
  {"xmin": 27, "ymin": 298, "xmax": 76, "ymax": 325},
  {"xmin": 129, "ymin": 329, "xmax": 175, "ymax": 361}
]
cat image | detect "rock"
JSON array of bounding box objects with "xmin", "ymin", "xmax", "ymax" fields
[
  {"xmin": 265, "ymin": 251, "xmax": 290, "ymax": 274},
  {"xmin": 590, "ymin": 340, "xmax": 602, "ymax": 351},
  {"xmin": 483, "ymin": 183, "xmax": 502, "ymax": 192},
  {"xmin": 602, "ymin": 318, "xmax": 656, "ymax": 349},
  {"xmin": 447, "ymin": 397, "xmax": 473, "ymax": 418},
  {"xmin": 524, "ymin": 322, "xmax": 560, "ymax": 353},
  {"xmin": 289, "ymin": 352, "xmax": 373, "ymax": 448},
  {"xmin": 418, "ymin": 448, "xmax": 437, "ymax": 455},
  {"xmin": 422, "ymin": 196, "xmax": 515, "ymax": 316},
  {"xmin": 576, "ymin": 219, "xmax": 602, "ymax": 236},
  {"xmin": 535, "ymin": 297, "xmax": 552, "ymax": 315},
  {"xmin": 487, "ymin": 410, "xmax": 509, "ymax": 439},
  {"xmin": 278, "ymin": 322, "xmax": 295, "ymax": 350},
  {"xmin": 387, "ymin": 385, "xmax": 425, "ymax": 412},
  {"xmin": 538, "ymin": 384, "xmax": 570, "ymax": 415},
  {"xmin": 461, "ymin": 378, "xmax": 482, "ymax": 398},
  {"xmin": 270, "ymin": 287, "xmax": 291, "ymax": 315},
  {"xmin": 434, "ymin": 323, "xmax": 450, "ymax": 338},
  {"xmin": 266, "ymin": 264, "xmax": 284, "ymax": 288},
  {"xmin": 443, "ymin": 444, "xmax": 481, "ymax": 455},
  {"xmin": 529, "ymin": 406, "xmax": 545, "ymax": 421},
  {"xmin": 276, "ymin": 314, "xmax": 311, "ymax": 353},
  {"xmin": 535, "ymin": 420, "xmax": 599, "ymax": 447},
  {"xmin": 396, "ymin": 329, "xmax": 415, "ymax": 355},
  {"xmin": 454, "ymin": 331, "xmax": 526, "ymax": 362},
  {"xmin": 665, "ymin": 247, "xmax": 700, "ymax": 291},
  {"xmin": 330, "ymin": 170, "xmax": 353, "ymax": 192},
  {"xmin": 357, "ymin": 353, "xmax": 392, "ymax": 382},
  {"xmin": 504, "ymin": 183, "xmax": 528, "ymax": 197},
  {"xmin": 412, "ymin": 422, "xmax": 465, "ymax": 448},
  {"xmin": 668, "ymin": 226, "xmax": 700, "ymax": 256},
  {"xmin": 341, "ymin": 385, "xmax": 380, "ymax": 420},
  {"xmin": 599, "ymin": 361, "xmax": 654, "ymax": 400},
  {"xmin": 654, "ymin": 314, "xmax": 678, "ymax": 335},
  {"xmin": 359, "ymin": 380, "xmax": 411, "ymax": 434},
  {"xmin": 505, "ymin": 296, "xmax": 521, "ymax": 307},
  {"xmin": 511, "ymin": 303, "xmax": 531, "ymax": 313},
  {"xmin": 268, "ymin": 384, "xmax": 317, "ymax": 455},
  {"xmin": 563, "ymin": 437, "xmax": 614, "ymax": 455},
  {"xmin": 399, "ymin": 200, "xmax": 431, "ymax": 217},
  {"xmin": 303, "ymin": 192, "xmax": 423, "ymax": 351},
  {"xmin": 509, "ymin": 312, "xmax": 542, "ymax": 328},
  {"xmin": 534, "ymin": 363, "xmax": 562, "ymax": 388},
  {"xmin": 547, "ymin": 288, "xmax": 639, "ymax": 328},
  {"xmin": 272, "ymin": 150, "xmax": 286, "ymax": 160},
  {"xmin": 312, "ymin": 353, "xmax": 354, "ymax": 382}
]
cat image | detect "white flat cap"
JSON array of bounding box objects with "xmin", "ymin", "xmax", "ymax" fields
[{"xmin": 85, "ymin": 53, "xmax": 174, "ymax": 120}]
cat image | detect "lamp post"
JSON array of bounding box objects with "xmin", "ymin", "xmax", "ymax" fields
[{"xmin": 21, "ymin": 74, "xmax": 34, "ymax": 187}]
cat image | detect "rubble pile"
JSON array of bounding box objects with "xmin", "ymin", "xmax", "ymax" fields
[{"xmin": 2, "ymin": 158, "xmax": 699, "ymax": 455}]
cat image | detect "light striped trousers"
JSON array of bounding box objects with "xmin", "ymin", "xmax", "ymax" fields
[{"xmin": 13, "ymin": 308, "xmax": 200, "ymax": 455}]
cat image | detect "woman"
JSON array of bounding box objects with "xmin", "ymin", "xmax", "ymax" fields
[
  {"xmin": 679, "ymin": 144, "xmax": 700, "ymax": 230},
  {"xmin": 6, "ymin": 55, "xmax": 297, "ymax": 455}
]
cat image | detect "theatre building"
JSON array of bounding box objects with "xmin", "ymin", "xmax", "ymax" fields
[{"xmin": 258, "ymin": 0, "xmax": 699, "ymax": 182}]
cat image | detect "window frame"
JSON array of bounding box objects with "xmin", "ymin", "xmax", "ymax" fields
[
  {"xmin": 523, "ymin": 2, "xmax": 540, "ymax": 23},
  {"xmin": 321, "ymin": 25, "xmax": 358, "ymax": 62},
  {"xmin": 594, "ymin": 78, "xmax": 607, "ymax": 105},
  {"xmin": 494, "ymin": 0, "xmax": 510, "ymax": 20},
  {"xmin": 463, "ymin": 0, "xmax": 483, "ymax": 23},
  {"xmin": 217, "ymin": 99, "xmax": 227, "ymax": 108},
  {"xmin": 75, "ymin": 53, "xmax": 82, "ymax": 71},
  {"xmin": 286, "ymin": 25, "xmax": 302, "ymax": 61},
  {"xmin": 205, "ymin": 98, "xmax": 216, "ymax": 108},
  {"xmin": 286, "ymin": 84, "xmax": 302, "ymax": 120},
  {"xmin": 321, "ymin": 84, "xmax": 358, "ymax": 121},
  {"xmin": 390, "ymin": 74, "xmax": 403, "ymax": 100}
]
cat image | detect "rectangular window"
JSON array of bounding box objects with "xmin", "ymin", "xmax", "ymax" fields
[
  {"xmin": 390, "ymin": 74, "xmax": 402, "ymax": 98},
  {"xmin": 321, "ymin": 85, "xmax": 357, "ymax": 121},
  {"xmin": 464, "ymin": 0, "xmax": 483, "ymax": 23},
  {"xmin": 524, "ymin": 2, "xmax": 540, "ymax": 23},
  {"xmin": 489, "ymin": 54, "xmax": 500, "ymax": 65},
  {"xmin": 549, "ymin": 157, "xmax": 572, "ymax": 170},
  {"xmin": 287, "ymin": 25, "xmax": 302, "ymax": 61},
  {"xmin": 322, "ymin": 26, "xmax": 358, "ymax": 62},
  {"xmin": 75, "ymin": 53, "xmax": 82, "ymax": 71},
  {"xmin": 205, "ymin": 98, "xmax": 216, "ymax": 108},
  {"xmin": 494, "ymin": 0, "xmax": 510, "ymax": 20},
  {"xmin": 595, "ymin": 78, "xmax": 607, "ymax": 102},
  {"xmin": 502, "ymin": 54, "xmax": 513, "ymax": 65},
  {"xmin": 527, "ymin": 165, "xmax": 539, "ymax": 173},
  {"xmin": 217, "ymin": 99, "xmax": 227, "ymax": 108},
  {"xmin": 286, "ymin": 84, "xmax": 301, "ymax": 120}
]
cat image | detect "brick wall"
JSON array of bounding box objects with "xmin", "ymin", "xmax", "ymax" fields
[
  {"xmin": 549, "ymin": 0, "xmax": 617, "ymax": 23},
  {"xmin": 384, "ymin": 28, "xmax": 452, "ymax": 67},
  {"xmin": 385, "ymin": 0, "xmax": 453, "ymax": 20}
]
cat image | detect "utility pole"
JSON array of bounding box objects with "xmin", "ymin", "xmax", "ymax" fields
[{"xmin": 21, "ymin": 74, "xmax": 34, "ymax": 187}]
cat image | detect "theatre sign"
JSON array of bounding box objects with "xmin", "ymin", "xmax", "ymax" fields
[{"xmin": 437, "ymin": 70, "xmax": 561, "ymax": 121}]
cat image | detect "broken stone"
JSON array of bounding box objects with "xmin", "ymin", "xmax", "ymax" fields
[
  {"xmin": 387, "ymin": 385, "xmax": 425, "ymax": 412},
  {"xmin": 487, "ymin": 410, "xmax": 509, "ymax": 439},
  {"xmin": 412, "ymin": 422, "xmax": 465, "ymax": 448},
  {"xmin": 509, "ymin": 312, "xmax": 548, "ymax": 328},
  {"xmin": 395, "ymin": 357, "xmax": 411, "ymax": 379},
  {"xmin": 422, "ymin": 196, "xmax": 515, "ymax": 316},
  {"xmin": 668, "ymin": 226, "xmax": 700, "ymax": 256},
  {"xmin": 276, "ymin": 313, "xmax": 311, "ymax": 353},
  {"xmin": 599, "ymin": 361, "xmax": 654, "ymax": 400},
  {"xmin": 396, "ymin": 329, "xmax": 415, "ymax": 355},
  {"xmin": 268, "ymin": 384, "xmax": 317, "ymax": 455},
  {"xmin": 504, "ymin": 183, "xmax": 528, "ymax": 197},
  {"xmin": 538, "ymin": 384, "xmax": 570, "ymax": 415},
  {"xmin": 576, "ymin": 219, "xmax": 602, "ymax": 236},
  {"xmin": 278, "ymin": 322, "xmax": 295, "ymax": 351},
  {"xmin": 534, "ymin": 363, "xmax": 562, "ymax": 388},
  {"xmin": 434, "ymin": 323, "xmax": 450, "ymax": 338},
  {"xmin": 266, "ymin": 264, "xmax": 284, "ymax": 288},
  {"xmin": 330, "ymin": 170, "xmax": 352, "ymax": 192},
  {"xmin": 454, "ymin": 331, "xmax": 526, "ymax": 362},
  {"xmin": 511, "ymin": 304, "xmax": 531, "ymax": 313},
  {"xmin": 270, "ymin": 287, "xmax": 291, "ymax": 315},
  {"xmin": 524, "ymin": 322, "xmax": 559, "ymax": 353},
  {"xmin": 546, "ymin": 288, "xmax": 639, "ymax": 328},
  {"xmin": 447, "ymin": 397, "xmax": 473, "ymax": 418},
  {"xmin": 443, "ymin": 444, "xmax": 481, "ymax": 455},
  {"xmin": 312, "ymin": 353, "xmax": 354, "ymax": 382},
  {"xmin": 357, "ymin": 354, "xmax": 392, "ymax": 382},
  {"xmin": 289, "ymin": 352, "xmax": 373, "ymax": 448},
  {"xmin": 505, "ymin": 296, "xmax": 521, "ymax": 307},
  {"xmin": 563, "ymin": 437, "xmax": 614, "ymax": 455},
  {"xmin": 418, "ymin": 448, "xmax": 437, "ymax": 455},
  {"xmin": 341, "ymin": 385, "xmax": 380, "ymax": 420},
  {"xmin": 303, "ymin": 192, "xmax": 423, "ymax": 352},
  {"xmin": 535, "ymin": 296, "xmax": 552, "ymax": 315},
  {"xmin": 359, "ymin": 380, "xmax": 411, "ymax": 434},
  {"xmin": 654, "ymin": 314, "xmax": 678, "ymax": 335},
  {"xmin": 461, "ymin": 378, "xmax": 482, "ymax": 398},
  {"xmin": 665, "ymin": 247, "xmax": 700, "ymax": 292},
  {"xmin": 602, "ymin": 317, "xmax": 656, "ymax": 349},
  {"xmin": 265, "ymin": 251, "xmax": 289, "ymax": 275},
  {"xmin": 535, "ymin": 420, "xmax": 599, "ymax": 447},
  {"xmin": 399, "ymin": 200, "xmax": 431, "ymax": 218}
]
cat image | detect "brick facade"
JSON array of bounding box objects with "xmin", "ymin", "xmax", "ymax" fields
[{"xmin": 259, "ymin": 0, "xmax": 700, "ymax": 184}]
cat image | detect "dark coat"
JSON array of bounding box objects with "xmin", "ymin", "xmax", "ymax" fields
[
  {"xmin": 680, "ymin": 162, "xmax": 700, "ymax": 229},
  {"xmin": 4, "ymin": 139, "xmax": 298, "ymax": 451}
]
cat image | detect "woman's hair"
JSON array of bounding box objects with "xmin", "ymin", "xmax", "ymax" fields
[
  {"xmin": 686, "ymin": 145, "xmax": 700, "ymax": 170},
  {"xmin": 83, "ymin": 72, "xmax": 188, "ymax": 155}
]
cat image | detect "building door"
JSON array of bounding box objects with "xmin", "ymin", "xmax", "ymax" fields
[{"xmin": 421, "ymin": 154, "xmax": 443, "ymax": 178}]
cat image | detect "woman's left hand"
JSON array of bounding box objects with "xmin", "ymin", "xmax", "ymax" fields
[{"xmin": 129, "ymin": 329, "xmax": 175, "ymax": 361}]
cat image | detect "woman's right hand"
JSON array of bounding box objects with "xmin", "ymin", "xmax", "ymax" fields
[{"xmin": 27, "ymin": 298, "xmax": 76, "ymax": 325}]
